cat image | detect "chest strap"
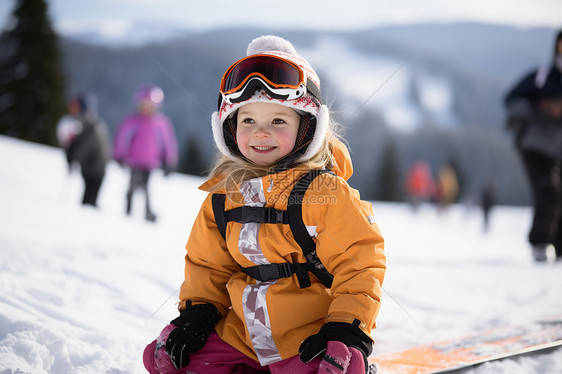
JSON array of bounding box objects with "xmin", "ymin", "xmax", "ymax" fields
[
  {"xmin": 240, "ymin": 262, "xmax": 314, "ymax": 287},
  {"xmin": 225, "ymin": 206, "xmax": 288, "ymax": 224},
  {"xmin": 211, "ymin": 169, "xmax": 335, "ymax": 288}
]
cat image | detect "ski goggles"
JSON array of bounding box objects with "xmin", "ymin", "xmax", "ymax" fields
[{"xmin": 219, "ymin": 54, "xmax": 321, "ymax": 108}]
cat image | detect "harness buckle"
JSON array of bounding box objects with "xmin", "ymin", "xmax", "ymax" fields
[
  {"xmin": 268, "ymin": 209, "xmax": 286, "ymax": 224},
  {"xmin": 278, "ymin": 263, "xmax": 293, "ymax": 278},
  {"xmin": 253, "ymin": 263, "xmax": 293, "ymax": 282}
]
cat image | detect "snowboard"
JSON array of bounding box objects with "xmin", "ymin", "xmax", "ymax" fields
[{"xmin": 369, "ymin": 317, "xmax": 562, "ymax": 374}]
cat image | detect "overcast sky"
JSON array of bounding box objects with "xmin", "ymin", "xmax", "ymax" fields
[{"xmin": 1, "ymin": 0, "xmax": 561, "ymax": 38}]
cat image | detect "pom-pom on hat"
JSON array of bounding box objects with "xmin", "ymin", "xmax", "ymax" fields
[
  {"xmin": 134, "ymin": 84, "xmax": 164, "ymax": 108},
  {"xmin": 212, "ymin": 35, "xmax": 329, "ymax": 164}
]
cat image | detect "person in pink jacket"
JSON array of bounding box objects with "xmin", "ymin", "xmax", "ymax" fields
[{"xmin": 113, "ymin": 84, "xmax": 178, "ymax": 222}]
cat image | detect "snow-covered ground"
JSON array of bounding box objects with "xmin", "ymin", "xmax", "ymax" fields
[{"xmin": 0, "ymin": 135, "xmax": 561, "ymax": 373}]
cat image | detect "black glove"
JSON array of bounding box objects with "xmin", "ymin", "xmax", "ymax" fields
[
  {"xmin": 299, "ymin": 320, "xmax": 373, "ymax": 364},
  {"xmin": 165, "ymin": 302, "xmax": 221, "ymax": 369}
]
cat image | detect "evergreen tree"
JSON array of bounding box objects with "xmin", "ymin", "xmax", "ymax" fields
[
  {"xmin": 377, "ymin": 137, "xmax": 403, "ymax": 202},
  {"xmin": 179, "ymin": 135, "xmax": 209, "ymax": 176},
  {"xmin": 0, "ymin": 0, "xmax": 66, "ymax": 145}
]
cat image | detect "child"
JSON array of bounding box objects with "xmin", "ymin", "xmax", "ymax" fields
[
  {"xmin": 113, "ymin": 84, "xmax": 178, "ymax": 222},
  {"xmin": 143, "ymin": 35, "xmax": 386, "ymax": 374}
]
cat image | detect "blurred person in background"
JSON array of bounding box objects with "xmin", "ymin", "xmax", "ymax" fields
[
  {"xmin": 435, "ymin": 163, "xmax": 459, "ymax": 214},
  {"xmin": 56, "ymin": 96, "xmax": 83, "ymax": 151},
  {"xmin": 480, "ymin": 178, "xmax": 496, "ymax": 233},
  {"xmin": 57, "ymin": 93, "xmax": 111, "ymax": 208},
  {"xmin": 504, "ymin": 30, "xmax": 562, "ymax": 262},
  {"xmin": 113, "ymin": 84, "xmax": 178, "ymax": 222},
  {"xmin": 406, "ymin": 159, "xmax": 434, "ymax": 211}
]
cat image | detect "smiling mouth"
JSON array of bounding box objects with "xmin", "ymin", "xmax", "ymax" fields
[{"xmin": 252, "ymin": 146, "xmax": 276, "ymax": 152}]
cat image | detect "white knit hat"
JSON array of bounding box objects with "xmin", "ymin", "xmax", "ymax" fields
[{"xmin": 212, "ymin": 35, "xmax": 329, "ymax": 163}]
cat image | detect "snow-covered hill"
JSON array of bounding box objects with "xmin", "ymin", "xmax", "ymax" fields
[
  {"xmin": 0, "ymin": 135, "xmax": 561, "ymax": 373},
  {"xmin": 302, "ymin": 36, "xmax": 459, "ymax": 133},
  {"xmin": 58, "ymin": 24, "xmax": 554, "ymax": 205}
]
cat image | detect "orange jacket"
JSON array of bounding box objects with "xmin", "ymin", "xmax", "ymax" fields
[{"xmin": 178, "ymin": 139, "xmax": 386, "ymax": 365}]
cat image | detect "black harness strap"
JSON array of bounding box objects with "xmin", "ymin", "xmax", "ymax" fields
[
  {"xmin": 224, "ymin": 206, "xmax": 289, "ymax": 224},
  {"xmin": 241, "ymin": 263, "xmax": 296, "ymax": 282},
  {"xmin": 287, "ymin": 170, "xmax": 334, "ymax": 288},
  {"xmin": 240, "ymin": 262, "xmax": 319, "ymax": 286},
  {"xmin": 210, "ymin": 169, "xmax": 335, "ymax": 288},
  {"xmin": 212, "ymin": 193, "xmax": 227, "ymax": 239}
]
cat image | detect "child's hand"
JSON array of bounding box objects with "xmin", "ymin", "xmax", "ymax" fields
[
  {"xmin": 165, "ymin": 302, "xmax": 221, "ymax": 369},
  {"xmin": 299, "ymin": 321, "xmax": 373, "ymax": 373},
  {"xmin": 317, "ymin": 341, "xmax": 366, "ymax": 374}
]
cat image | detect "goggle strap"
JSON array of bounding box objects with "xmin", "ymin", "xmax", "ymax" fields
[
  {"xmin": 217, "ymin": 93, "xmax": 223, "ymax": 111},
  {"xmin": 306, "ymin": 79, "xmax": 322, "ymax": 103}
]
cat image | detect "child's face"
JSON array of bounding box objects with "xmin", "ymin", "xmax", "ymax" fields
[
  {"xmin": 236, "ymin": 102, "xmax": 300, "ymax": 165},
  {"xmin": 138, "ymin": 100, "xmax": 155, "ymax": 117}
]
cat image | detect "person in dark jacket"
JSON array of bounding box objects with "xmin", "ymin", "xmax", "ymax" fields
[
  {"xmin": 504, "ymin": 30, "xmax": 562, "ymax": 262},
  {"xmin": 62, "ymin": 93, "xmax": 111, "ymax": 207}
]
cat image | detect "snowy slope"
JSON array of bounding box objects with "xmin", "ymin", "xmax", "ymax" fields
[
  {"xmin": 0, "ymin": 135, "xmax": 561, "ymax": 373},
  {"xmin": 302, "ymin": 37, "xmax": 458, "ymax": 133}
]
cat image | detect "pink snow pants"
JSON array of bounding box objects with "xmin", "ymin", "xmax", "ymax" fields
[
  {"xmin": 143, "ymin": 324, "xmax": 322, "ymax": 374},
  {"xmin": 144, "ymin": 324, "xmax": 366, "ymax": 374}
]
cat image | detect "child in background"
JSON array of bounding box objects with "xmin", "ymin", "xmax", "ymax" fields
[
  {"xmin": 113, "ymin": 84, "xmax": 178, "ymax": 222},
  {"xmin": 143, "ymin": 35, "xmax": 386, "ymax": 374}
]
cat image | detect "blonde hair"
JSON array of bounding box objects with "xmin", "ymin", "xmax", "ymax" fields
[{"xmin": 208, "ymin": 115, "xmax": 342, "ymax": 193}]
